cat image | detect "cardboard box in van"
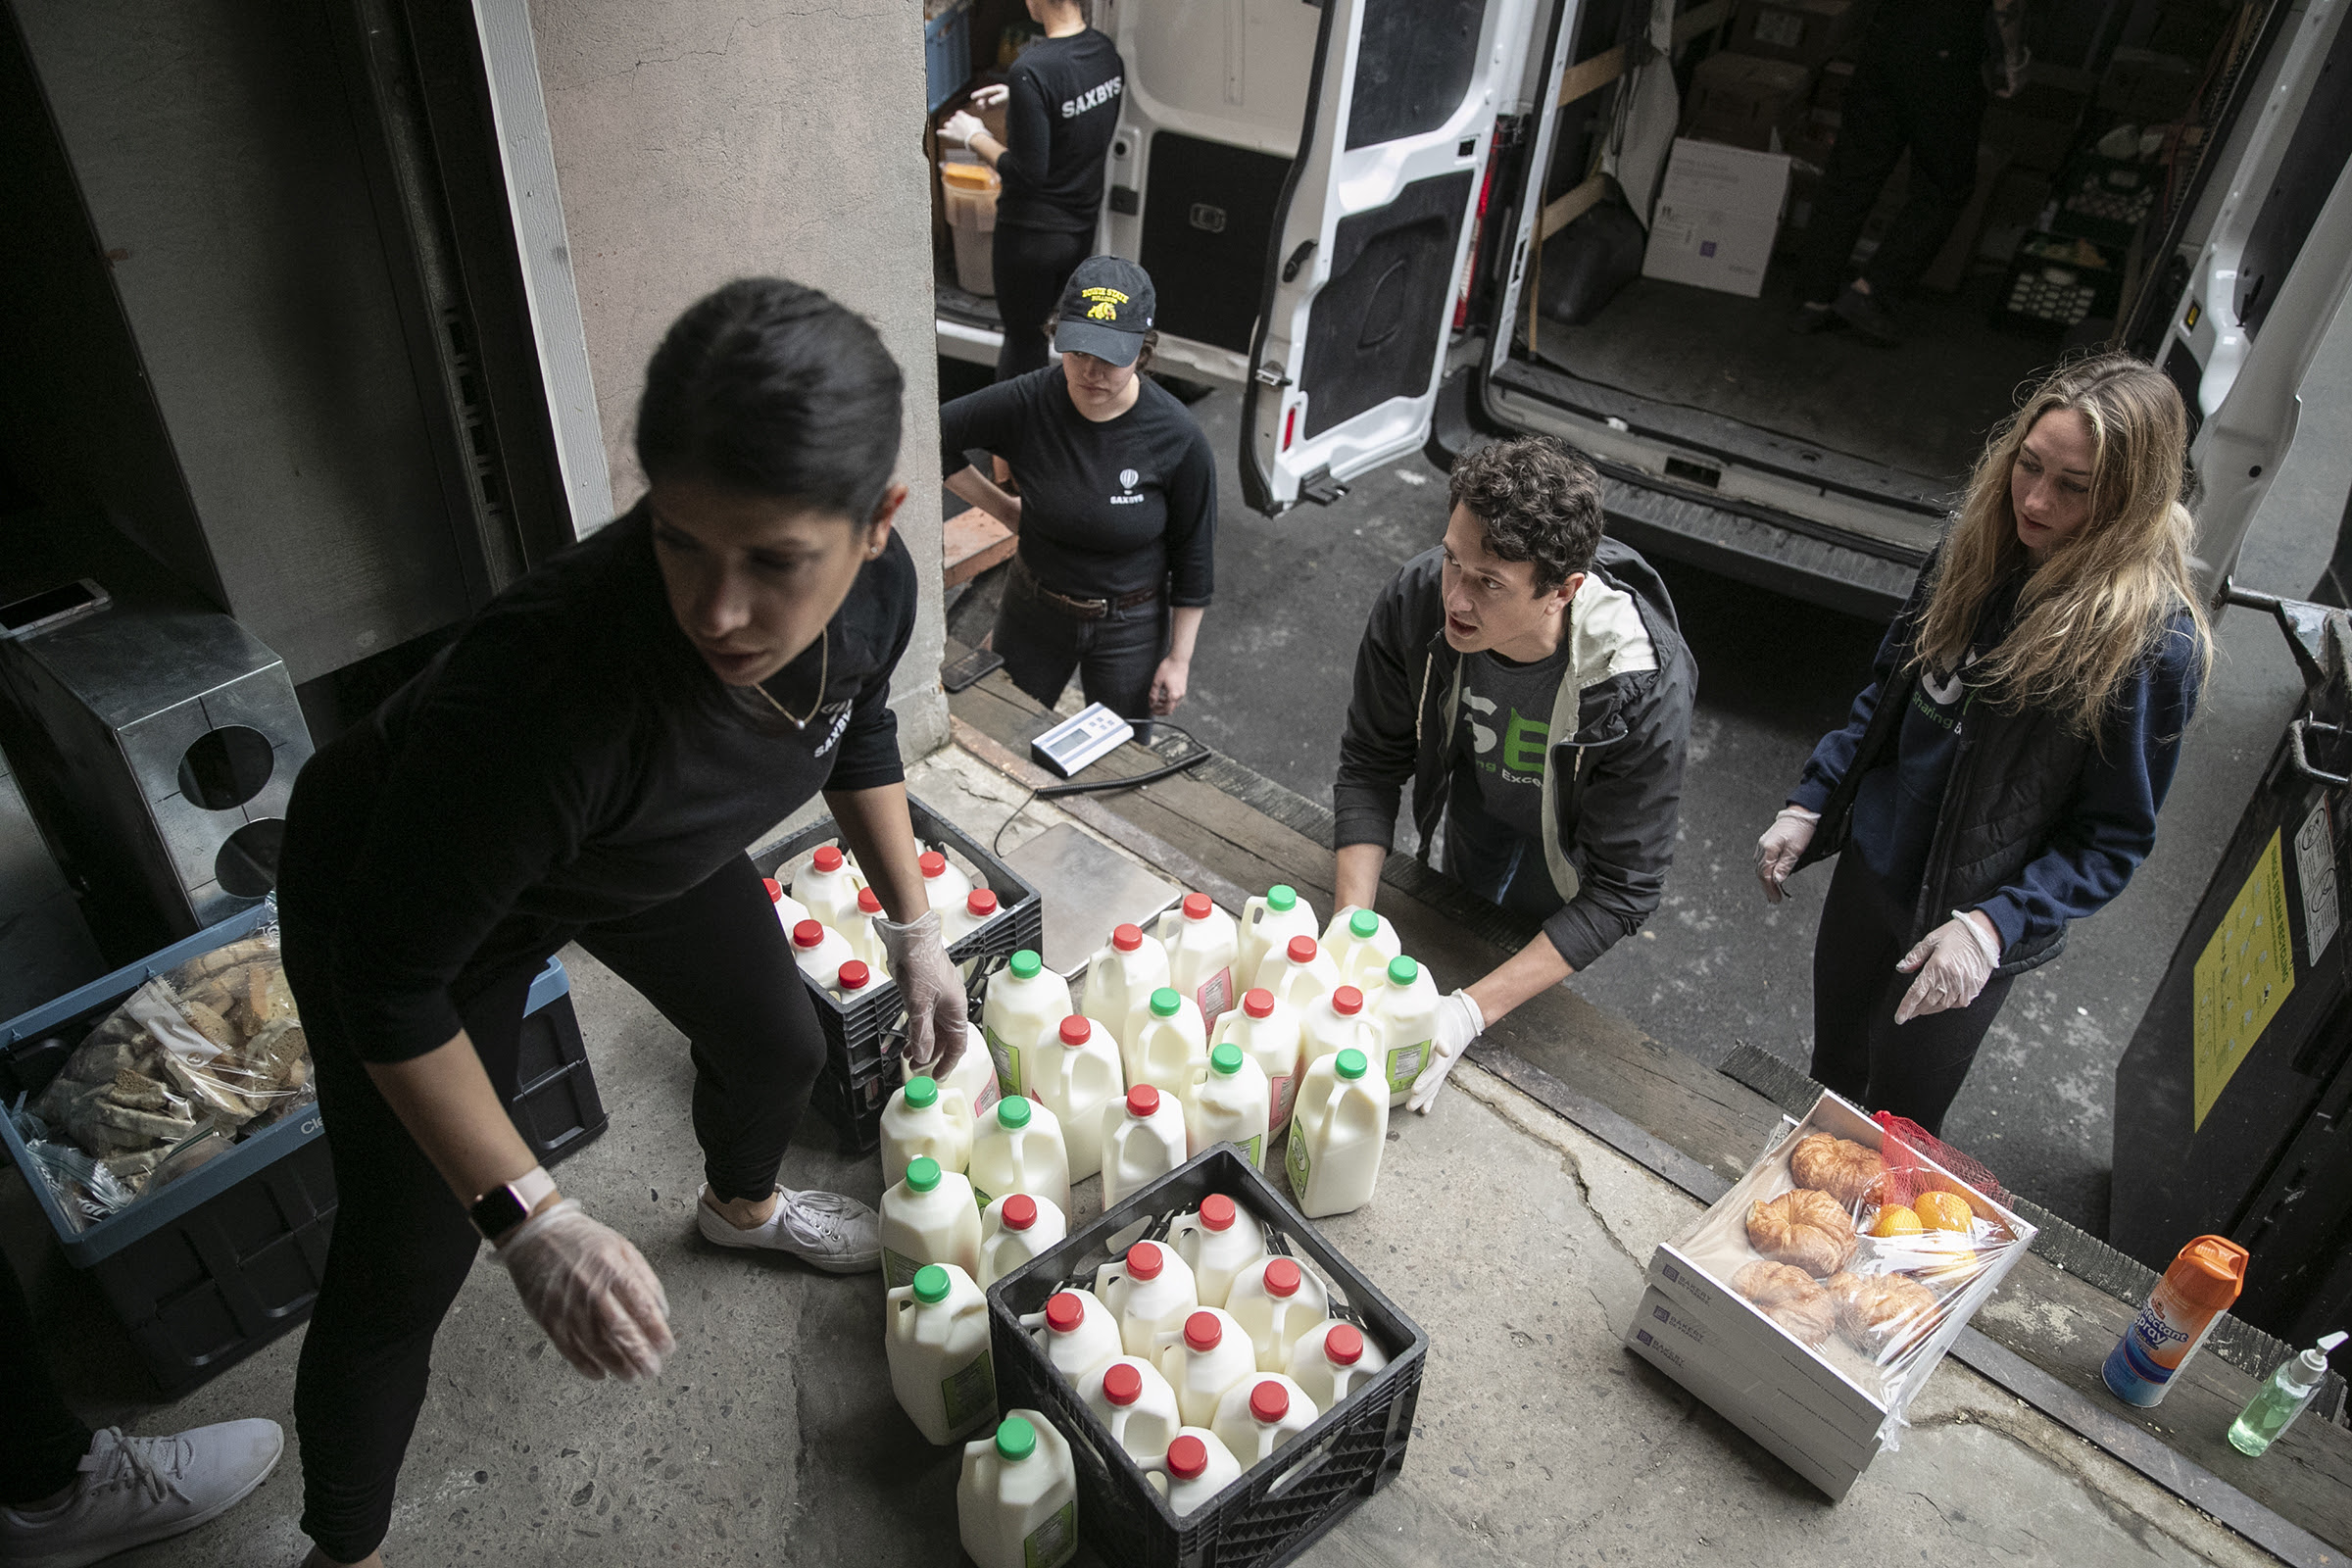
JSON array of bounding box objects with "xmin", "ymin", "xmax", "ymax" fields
[
  {"xmin": 1642, "ymin": 138, "xmax": 1792, "ymax": 297},
  {"xmin": 1682, "ymin": 52, "xmax": 1815, "ymax": 153},
  {"xmin": 1731, "ymin": 0, "xmax": 1866, "ymax": 70}
]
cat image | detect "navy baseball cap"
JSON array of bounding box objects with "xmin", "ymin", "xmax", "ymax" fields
[{"xmin": 1054, "ymin": 256, "xmax": 1155, "ymax": 367}]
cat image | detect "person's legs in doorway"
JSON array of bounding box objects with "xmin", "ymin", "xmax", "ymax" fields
[
  {"xmin": 992, "ymin": 225, "xmax": 1094, "ymax": 381},
  {"xmin": 1075, "ymin": 596, "xmax": 1168, "ymax": 725},
  {"xmin": 1790, "ymin": 45, "xmax": 1912, "ymax": 339},
  {"xmin": 992, "ymin": 560, "xmax": 1084, "ymax": 711},
  {"xmin": 1859, "ymin": 68, "xmax": 1989, "ymax": 309}
]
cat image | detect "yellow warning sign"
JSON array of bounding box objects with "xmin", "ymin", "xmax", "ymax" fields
[{"xmin": 2192, "ymin": 829, "xmax": 2295, "ymax": 1129}]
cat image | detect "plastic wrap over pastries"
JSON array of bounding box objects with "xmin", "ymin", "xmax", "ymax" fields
[
  {"xmin": 1788, "ymin": 1133, "xmax": 1885, "ymax": 1208},
  {"xmin": 1732, "ymin": 1260, "xmax": 1837, "ymax": 1346},
  {"xmin": 1745, "ymin": 1187, "xmax": 1858, "ymax": 1277},
  {"xmin": 1826, "ymin": 1270, "xmax": 1940, "ymax": 1358}
]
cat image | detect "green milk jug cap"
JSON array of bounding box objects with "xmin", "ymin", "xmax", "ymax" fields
[
  {"xmin": 911, "ymin": 1264, "xmax": 952, "ymax": 1303},
  {"xmin": 1211, "ymin": 1042, "xmax": 1244, "ymax": 1075},
  {"xmin": 995, "ymin": 1417, "xmax": 1038, "ymax": 1461},
  {"xmin": 1336, "ymin": 1049, "xmax": 1369, "ymax": 1080},
  {"xmin": 1267, "ymin": 885, "xmax": 1297, "ymax": 911},
  {"xmin": 1350, "ymin": 908, "xmax": 1382, "ymax": 940},
  {"xmin": 1008, "ymin": 950, "xmax": 1042, "ymax": 980},
  {"xmin": 905, "ymin": 1075, "xmax": 939, "ymax": 1108},
  {"xmin": 1387, "ymin": 955, "xmax": 1419, "ymax": 987},
  {"xmin": 998, "ymin": 1096, "xmax": 1033, "ymax": 1129},
  {"xmin": 906, "ymin": 1156, "xmax": 943, "ymax": 1193},
  {"xmin": 1150, "ymin": 987, "xmax": 1183, "ymax": 1017}
]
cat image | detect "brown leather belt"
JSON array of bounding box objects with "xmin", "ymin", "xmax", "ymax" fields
[{"xmin": 1016, "ymin": 559, "xmax": 1161, "ymax": 619}]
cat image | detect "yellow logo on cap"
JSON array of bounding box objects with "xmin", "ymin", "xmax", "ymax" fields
[{"xmin": 1081, "ymin": 285, "xmax": 1128, "ymax": 321}]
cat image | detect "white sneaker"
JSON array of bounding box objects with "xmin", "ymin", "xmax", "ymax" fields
[
  {"xmin": 0, "ymin": 1420, "xmax": 283, "ymax": 1568},
  {"xmin": 696, "ymin": 1184, "xmax": 881, "ymax": 1274}
]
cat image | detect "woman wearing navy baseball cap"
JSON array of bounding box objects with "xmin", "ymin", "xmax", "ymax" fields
[{"xmin": 940, "ymin": 256, "xmax": 1218, "ymax": 723}]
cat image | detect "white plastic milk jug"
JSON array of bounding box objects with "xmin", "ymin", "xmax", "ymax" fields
[
  {"xmin": 1100, "ymin": 1085, "xmax": 1189, "ymax": 1208},
  {"xmin": 957, "ymin": 1413, "xmax": 1077, "ymax": 1568},
  {"xmin": 941, "ymin": 886, "xmax": 1000, "ymax": 946},
  {"xmin": 918, "ymin": 848, "xmax": 974, "ymax": 916},
  {"xmin": 1095, "ymin": 1240, "xmax": 1200, "ymax": 1357},
  {"xmin": 1239, "ymin": 885, "xmax": 1320, "ymax": 992},
  {"xmin": 1083, "ymin": 922, "xmax": 1169, "ymax": 1054},
  {"xmin": 1128, "ymin": 988, "xmax": 1208, "ymax": 1100},
  {"xmin": 981, "ymin": 950, "xmax": 1070, "ymax": 1100},
  {"xmin": 1226, "ymin": 1254, "xmax": 1331, "ymax": 1372},
  {"xmin": 1297, "ymin": 985, "xmax": 1376, "ymax": 1085},
  {"xmin": 790, "ymin": 919, "xmax": 856, "ymax": 986},
  {"xmin": 979, "ymin": 1192, "xmax": 1067, "ymax": 1289},
  {"xmin": 1185, "ymin": 1043, "xmax": 1271, "ymax": 1164},
  {"xmin": 881, "ymin": 1074, "xmax": 971, "ymax": 1189},
  {"xmin": 1367, "ymin": 954, "xmax": 1442, "ymax": 1107},
  {"xmin": 1024, "ymin": 1289, "xmax": 1122, "ymax": 1385},
  {"xmin": 793, "ymin": 844, "xmax": 866, "ymax": 933},
  {"xmin": 1323, "ymin": 906, "xmax": 1401, "ymax": 991},
  {"xmin": 1210, "ymin": 1375, "xmax": 1320, "ymax": 1466},
  {"xmin": 1079, "ymin": 1356, "xmax": 1182, "ymax": 1462},
  {"xmin": 842, "ymin": 886, "xmax": 891, "ymax": 976},
  {"xmin": 1156, "ymin": 1307, "xmax": 1258, "ymax": 1428},
  {"xmin": 1212, "ymin": 988, "xmax": 1305, "ymax": 1131},
  {"xmin": 880, "ymin": 1155, "xmax": 980, "ymax": 1288},
  {"xmin": 1286, "ymin": 1049, "xmax": 1387, "ymax": 1219},
  {"xmin": 1165, "ymin": 1193, "xmax": 1269, "ymax": 1309},
  {"xmin": 1161, "ymin": 892, "xmax": 1242, "ymax": 1021},
  {"xmin": 832, "ymin": 958, "xmax": 878, "ymax": 1004},
  {"xmin": 968, "ymin": 1095, "xmax": 1071, "ymax": 1219},
  {"xmin": 1286, "ymin": 1319, "xmax": 1390, "ymax": 1411},
  {"xmin": 941, "ymin": 1023, "xmax": 1003, "ymax": 1120},
  {"xmin": 1255, "ymin": 934, "xmax": 1341, "ymax": 1017},
  {"xmin": 764, "ymin": 876, "xmax": 810, "ymax": 934},
  {"xmin": 1153, "ymin": 1429, "xmax": 1242, "ymax": 1517},
  {"xmin": 887, "ymin": 1262, "xmax": 996, "ymax": 1445},
  {"xmin": 1027, "ymin": 1015, "xmax": 1123, "ymax": 1184}
]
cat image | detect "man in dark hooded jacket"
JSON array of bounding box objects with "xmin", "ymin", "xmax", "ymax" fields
[{"xmin": 1333, "ymin": 437, "xmax": 1695, "ymax": 1110}]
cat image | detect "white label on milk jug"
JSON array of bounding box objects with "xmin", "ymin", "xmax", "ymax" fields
[
  {"xmin": 1387, "ymin": 1041, "xmax": 1428, "ymax": 1096},
  {"xmin": 985, "ymin": 1026, "xmax": 1023, "ymax": 1097},
  {"xmin": 1285, "ymin": 1123, "xmax": 1310, "ymax": 1192},
  {"xmin": 1240, "ymin": 1133, "xmax": 1263, "ymax": 1166},
  {"xmin": 941, "ymin": 1348, "xmax": 996, "ymax": 1430},
  {"xmin": 1025, "ymin": 1500, "xmax": 1076, "ymax": 1568},
  {"xmin": 1197, "ymin": 967, "xmax": 1234, "ymax": 1022}
]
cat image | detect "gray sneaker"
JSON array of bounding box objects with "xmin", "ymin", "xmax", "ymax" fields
[
  {"xmin": 0, "ymin": 1421, "xmax": 283, "ymax": 1568},
  {"xmin": 1833, "ymin": 282, "xmax": 1901, "ymax": 345},
  {"xmin": 698, "ymin": 1184, "xmax": 881, "ymax": 1274}
]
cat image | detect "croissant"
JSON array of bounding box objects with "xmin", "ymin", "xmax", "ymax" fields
[
  {"xmin": 1733, "ymin": 1260, "xmax": 1837, "ymax": 1346},
  {"xmin": 1788, "ymin": 1134, "xmax": 1885, "ymax": 1208},
  {"xmin": 1826, "ymin": 1270, "xmax": 1939, "ymax": 1358},
  {"xmin": 1746, "ymin": 1188, "xmax": 1858, "ymax": 1277}
]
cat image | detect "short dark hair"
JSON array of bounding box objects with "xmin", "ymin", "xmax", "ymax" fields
[
  {"xmin": 1446, "ymin": 436, "xmax": 1604, "ymax": 594},
  {"xmin": 636, "ymin": 277, "xmax": 904, "ymax": 522}
]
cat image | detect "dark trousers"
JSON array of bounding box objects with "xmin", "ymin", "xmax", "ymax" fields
[
  {"xmin": 1795, "ymin": 43, "xmax": 1988, "ymax": 305},
  {"xmin": 277, "ymin": 741, "xmax": 828, "ymax": 1561},
  {"xmin": 1810, "ymin": 851, "xmax": 2013, "ymax": 1137},
  {"xmin": 993, "ymin": 555, "xmax": 1169, "ymax": 721},
  {"xmin": 993, "ymin": 223, "xmax": 1094, "ymax": 380},
  {"xmin": 1, "ymin": 1258, "xmax": 91, "ymax": 1506},
  {"xmin": 1444, "ymin": 793, "xmax": 1567, "ymax": 922}
]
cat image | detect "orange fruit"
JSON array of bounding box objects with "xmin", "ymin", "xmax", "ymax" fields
[
  {"xmin": 1914, "ymin": 1191, "xmax": 1976, "ymax": 1232},
  {"xmin": 1869, "ymin": 1204, "xmax": 1923, "ymax": 1239}
]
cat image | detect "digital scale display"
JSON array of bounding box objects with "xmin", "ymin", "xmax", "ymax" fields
[{"xmin": 1031, "ymin": 703, "xmax": 1135, "ymax": 777}]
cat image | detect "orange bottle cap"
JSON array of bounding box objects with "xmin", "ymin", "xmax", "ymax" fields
[{"xmin": 2168, "ymin": 1235, "xmax": 2250, "ymax": 1311}]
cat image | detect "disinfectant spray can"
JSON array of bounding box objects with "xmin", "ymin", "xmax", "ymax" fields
[{"xmin": 2102, "ymin": 1235, "xmax": 2249, "ymax": 1407}]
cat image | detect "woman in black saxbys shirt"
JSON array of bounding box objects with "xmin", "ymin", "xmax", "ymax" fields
[
  {"xmin": 274, "ymin": 280, "xmax": 966, "ymax": 1568},
  {"xmin": 940, "ymin": 256, "xmax": 1216, "ymax": 723}
]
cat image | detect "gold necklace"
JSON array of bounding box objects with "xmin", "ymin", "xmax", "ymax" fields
[{"xmin": 751, "ymin": 629, "xmax": 829, "ymax": 729}]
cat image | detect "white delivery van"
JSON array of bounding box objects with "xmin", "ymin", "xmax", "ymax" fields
[{"xmin": 935, "ymin": 0, "xmax": 2352, "ymax": 618}]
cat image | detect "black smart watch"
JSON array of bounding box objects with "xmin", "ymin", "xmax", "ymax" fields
[{"xmin": 469, "ymin": 1167, "xmax": 556, "ymax": 1245}]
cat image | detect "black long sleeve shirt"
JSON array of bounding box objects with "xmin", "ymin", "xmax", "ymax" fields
[
  {"xmin": 995, "ymin": 29, "xmax": 1125, "ymax": 233},
  {"xmin": 941, "ymin": 367, "xmax": 1217, "ymax": 607},
  {"xmin": 315, "ymin": 505, "xmax": 915, "ymax": 1061}
]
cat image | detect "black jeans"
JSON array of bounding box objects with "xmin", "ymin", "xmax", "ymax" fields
[
  {"xmin": 1, "ymin": 1257, "xmax": 91, "ymax": 1506},
  {"xmin": 993, "ymin": 555, "xmax": 1169, "ymax": 722},
  {"xmin": 1795, "ymin": 42, "xmax": 1988, "ymax": 305},
  {"xmin": 993, "ymin": 222, "xmax": 1094, "ymax": 380},
  {"xmin": 277, "ymin": 744, "xmax": 828, "ymax": 1560},
  {"xmin": 1810, "ymin": 850, "xmax": 2014, "ymax": 1137}
]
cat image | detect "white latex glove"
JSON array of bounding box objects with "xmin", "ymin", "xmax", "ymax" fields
[
  {"xmin": 1406, "ymin": 990, "xmax": 1485, "ymax": 1114},
  {"xmin": 880, "ymin": 908, "xmax": 968, "ymax": 1077},
  {"xmin": 1755, "ymin": 806, "xmax": 1819, "ymax": 904},
  {"xmin": 939, "ymin": 110, "xmax": 985, "ymax": 148},
  {"xmin": 968, "ymin": 83, "xmax": 1009, "ymax": 110},
  {"xmin": 495, "ymin": 1200, "xmax": 673, "ymax": 1382},
  {"xmin": 1893, "ymin": 913, "xmax": 2000, "ymax": 1024}
]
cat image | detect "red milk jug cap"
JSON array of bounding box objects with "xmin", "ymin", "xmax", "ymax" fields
[
  {"xmin": 1003, "ymin": 1194, "xmax": 1038, "ymax": 1231},
  {"xmin": 1127, "ymin": 1085, "xmax": 1161, "ymax": 1118},
  {"xmin": 1166, "ymin": 1434, "xmax": 1208, "ymax": 1481},
  {"xmin": 1324, "ymin": 1323, "xmax": 1365, "ymax": 1366},
  {"xmin": 1263, "ymin": 1257, "xmax": 1302, "ymax": 1298},
  {"xmin": 837, "ymin": 960, "xmax": 869, "ymax": 990},
  {"xmin": 792, "ymin": 920, "xmax": 824, "ymax": 949},
  {"xmin": 918, "ymin": 851, "xmax": 949, "ymax": 878},
  {"xmin": 763, "ymin": 877, "xmax": 783, "ymax": 902},
  {"xmin": 812, "ymin": 846, "xmax": 844, "ymax": 873},
  {"xmin": 1250, "ymin": 1381, "xmax": 1290, "ymax": 1423},
  {"xmin": 1103, "ymin": 1362, "xmax": 1144, "ymax": 1405},
  {"xmin": 858, "ymin": 887, "xmax": 883, "ymax": 914},
  {"xmin": 1333, "ymin": 986, "xmax": 1363, "ymax": 1016},
  {"xmin": 967, "ymin": 888, "xmax": 999, "ymax": 916},
  {"xmin": 1059, "ymin": 1015, "xmax": 1092, "ymax": 1047},
  {"xmin": 1184, "ymin": 892, "xmax": 1213, "ymax": 920},
  {"xmin": 1185, "ymin": 1311, "xmax": 1223, "ymax": 1351},
  {"xmin": 1113, "ymin": 923, "xmax": 1145, "ymax": 952},
  {"xmin": 1243, "ymin": 989, "xmax": 1275, "ymax": 1019},
  {"xmin": 1286, "ymin": 935, "xmax": 1318, "ymax": 963},
  {"xmin": 1044, "ymin": 1293, "xmax": 1085, "ymax": 1334},
  {"xmin": 1200, "ymin": 1194, "xmax": 1237, "ymax": 1232},
  {"xmin": 1126, "ymin": 1242, "xmax": 1164, "ymax": 1281}
]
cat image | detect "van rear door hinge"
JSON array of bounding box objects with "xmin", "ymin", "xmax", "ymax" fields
[{"xmin": 1298, "ymin": 466, "xmax": 1348, "ymax": 505}]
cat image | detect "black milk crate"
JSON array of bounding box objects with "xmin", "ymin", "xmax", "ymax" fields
[
  {"xmin": 750, "ymin": 794, "xmax": 1042, "ymax": 1081},
  {"xmin": 1994, "ymin": 230, "xmax": 2127, "ymax": 331},
  {"xmin": 811, "ymin": 1053, "xmax": 891, "ymax": 1155},
  {"xmin": 505, "ymin": 958, "xmax": 608, "ymax": 1169},
  {"xmin": 2048, "ymin": 153, "xmax": 2158, "ymax": 248},
  {"xmin": 986, "ymin": 1145, "xmax": 1427, "ymax": 1568}
]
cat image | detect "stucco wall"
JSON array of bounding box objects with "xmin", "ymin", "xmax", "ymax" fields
[{"xmin": 525, "ymin": 0, "xmax": 948, "ymax": 760}]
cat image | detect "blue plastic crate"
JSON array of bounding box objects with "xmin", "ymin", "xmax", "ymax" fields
[{"xmin": 926, "ymin": 0, "xmax": 973, "ymax": 114}]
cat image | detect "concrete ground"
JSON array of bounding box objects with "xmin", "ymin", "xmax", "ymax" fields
[
  {"xmin": 952, "ymin": 297, "xmax": 2352, "ymax": 1238},
  {"xmin": 68, "ymin": 747, "xmax": 2286, "ymax": 1567}
]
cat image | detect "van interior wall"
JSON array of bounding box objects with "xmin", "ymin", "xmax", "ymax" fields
[{"xmin": 1523, "ymin": 0, "xmax": 2155, "ymax": 490}]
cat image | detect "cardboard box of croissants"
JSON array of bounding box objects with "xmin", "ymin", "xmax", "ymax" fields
[{"xmin": 1660, "ymin": 1092, "xmax": 2036, "ymax": 1406}]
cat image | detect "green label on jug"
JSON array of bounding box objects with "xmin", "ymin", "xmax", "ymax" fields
[
  {"xmin": 1388, "ymin": 1040, "xmax": 1429, "ymax": 1094},
  {"xmin": 1285, "ymin": 1120, "xmax": 1310, "ymax": 1196},
  {"xmin": 883, "ymin": 1248, "xmax": 920, "ymax": 1290},
  {"xmin": 942, "ymin": 1347, "xmax": 997, "ymax": 1431},
  {"xmin": 1024, "ymin": 1499, "xmax": 1076, "ymax": 1568},
  {"xmin": 984, "ymin": 1025, "xmax": 1022, "ymax": 1096}
]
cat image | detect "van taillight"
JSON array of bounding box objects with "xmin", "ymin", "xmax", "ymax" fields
[
  {"xmin": 1283, "ymin": 406, "xmax": 1298, "ymax": 451},
  {"xmin": 1454, "ymin": 156, "xmax": 1497, "ymax": 331}
]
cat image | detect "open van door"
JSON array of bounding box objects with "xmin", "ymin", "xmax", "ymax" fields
[
  {"xmin": 2125, "ymin": 0, "xmax": 2352, "ymax": 594},
  {"xmin": 1238, "ymin": 0, "xmax": 1536, "ymax": 514}
]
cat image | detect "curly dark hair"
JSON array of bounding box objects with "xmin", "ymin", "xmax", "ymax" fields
[{"xmin": 1446, "ymin": 436, "xmax": 1604, "ymax": 593}]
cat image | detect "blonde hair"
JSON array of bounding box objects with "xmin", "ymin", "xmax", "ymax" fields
[{"xmin": 1914, "ymin": 353, "xmax": 2213, "ymax": 738}]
